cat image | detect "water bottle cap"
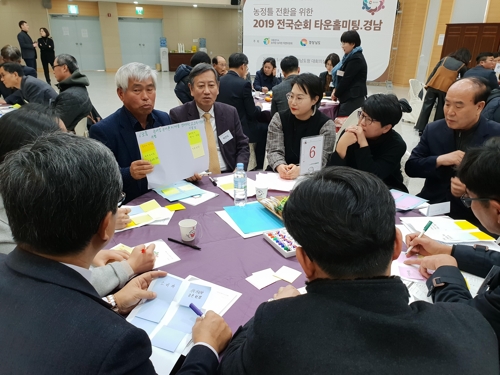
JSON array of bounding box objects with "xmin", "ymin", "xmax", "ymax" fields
[{"xmin": 236, "ymin": 163, "xmax": 244, "ymax": 169}]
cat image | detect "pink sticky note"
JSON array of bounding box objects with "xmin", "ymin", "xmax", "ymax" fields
[{"xmin": 398, "ymin": 265, "xmax": 426, "ymax": 281}]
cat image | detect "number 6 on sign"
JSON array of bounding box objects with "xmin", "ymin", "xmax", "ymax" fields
[{"xmin": 299, "ymin": 135, "xmax": 324, "ymax": 175}]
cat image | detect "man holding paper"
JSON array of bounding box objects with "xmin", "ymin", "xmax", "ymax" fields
[
  {"xmin": 170, "ymin": 63, "xmax": 249, "ymax": 173},
  {"xmin": 90, "ymin": 63, "xmax": 172, "ymax": 203},
  {"xmin": 0, "ymin": 132, "xmax": 232, "ymax": 374},
  {"xmin": 219, "ymin": 167, "xmax": 498, "ymax": 374},
  {"xmin": 405, "ymin": 138, "xmax": 500, "ymax": 351}
]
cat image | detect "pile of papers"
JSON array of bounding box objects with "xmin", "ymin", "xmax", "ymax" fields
[
  {"xmin": 117, "ymin": 199, "xmax": 174, "ymax": 232},
  {"xmin": 111, "ymin": 239, "xmax": 180, "ymax": 269},
  {"xmin": 400, "ymin": 216, "xmax": 495, "ymax": 243},
  {"xmin": 127, "ymin": 275, "xmax": 241, "ymax": 375},
  {"xmin": 391, "ymin": 189, "xmax": 427, "ymax": 211},
  {"xmin": 246, "ymin": 266, "xmax": 302, "ymax": 290}
]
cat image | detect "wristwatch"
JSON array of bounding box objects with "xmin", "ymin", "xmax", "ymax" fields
[{"xmin": 103, "ymin": 294, "xmax": 119, "ymax": 312}]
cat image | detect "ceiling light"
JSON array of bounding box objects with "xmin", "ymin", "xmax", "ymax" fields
[
  {"xmin": 134, "ymin": 1, "xmax": 138, "ymax": 3},
  {"xmin": 193, "ymin": 4, "xmax": 198, "ymax": 7}
]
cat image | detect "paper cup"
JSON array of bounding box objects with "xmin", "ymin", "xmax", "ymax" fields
[
  {"xmin": 256, "ymin": 186, "xmax": 268, "ymax": 200},
  {"xmin": 179, "ymin": 219, "xmax": 197, "ymax": 241}
]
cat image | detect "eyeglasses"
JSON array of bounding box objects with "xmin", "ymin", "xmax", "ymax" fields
[
  {"xmin": 286, "ymin": 92, "xmax": 306, "ymax": 103},
  {"xmin": 460, "ymin": 194, "xmax": 494, "ymax": 208},
  {"xmin": 118, "ymin": 192, "xmax": 126, "ymax": 207},
  {"xmin": 53, "ymin": 64, "xmax": 64, "ymax": 69},
  {"xmin": 357, "ymin": 111, "xmax": 377, "ymax": 125}
]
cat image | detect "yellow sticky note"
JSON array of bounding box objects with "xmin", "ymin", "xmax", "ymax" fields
[
  {"xmin": 130, "ymin": 214, "xmax": 153, "ymax": 224},
  {"xmin": 471, "ymin": 231, "xmax": 495, "ymax": 241},
  {"xmin": 112, "ymin": 244, "xmax": 134, "ymax": 253},
  {"xmin": 166, "ymin": 203, "xmax": 186, "ymax": 211},
  {"xmin": 139, "ymin": 199, "xmax": 161, "ymax": 212},
  {"xmin": 162, "ymin": 187, "xmax": 180, "ymax": 196},
  {"xmin": 187, "ymin": 130, "xmax": 205, "ymax": 159},
  {"xmin": 220, "ymin": 183, "xmax": 234, "ymax": 191},
  {"xmin": 179, "ymin": 184, "xmax": 196, "ymax": 192},
  {"xmin": 126, "ymin": 221, "xmax": 136, "ymax": 228},
  {"xmin": 140, "ymin": 141, "xmax": 160, "ymax": 165},
  {"xmin": 454, "ymin": 220, "xmax": 478, "ymax": 230}
]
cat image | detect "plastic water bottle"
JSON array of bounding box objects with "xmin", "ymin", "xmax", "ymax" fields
[{"xmin": 234, "ymin": 163, "xmax": 247, "ymax": 207}]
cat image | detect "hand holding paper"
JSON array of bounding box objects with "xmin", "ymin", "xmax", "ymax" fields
[
  {"xmin": 114, "ymin": 270, "xmax": 168, "ymax": 314},
  {"xmin": 404, "ymin": 254, "xmax": 458, "ymax": 279},
  {"xmin": 115, "ymin": 207, "xmax": 132, "ymax": 230},
  {"xmin": 130, "ymin": 160, "xmax": 154, "ymax": 180}
]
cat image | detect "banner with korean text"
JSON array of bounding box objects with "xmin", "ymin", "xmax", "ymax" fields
[{"xmin": 243, "ymin": 0, "xmax": 398, "ymax": 80}]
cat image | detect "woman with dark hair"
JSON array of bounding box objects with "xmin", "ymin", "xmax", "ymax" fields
[
  {"xmin": 328, "ymin": 94, "xmax": 412, "ymax": 192},
  {"xmin": 254, "ymin": 57, "xmax": 281, "ymax": 93},
  {"xmin": 331, "ymin": 30, "xmax": 368, "ymax": 117},
  {"xmin": 415, "ymin": 48, "xmax": 471, "ymax": 135},
  {"xmin": 266, "ymin": 73, "xmax": 336, "ymax": 180},
  {"xmin": 38, "ymin": 27, "xmax": 55, "ymax": 85},
  {"xmin": 0, "ymin": 104, "xmax": 155, "ymax": 295},
  {"xmin": 319, "ymin": 53, "xmax": 340, "ymax": 96}
]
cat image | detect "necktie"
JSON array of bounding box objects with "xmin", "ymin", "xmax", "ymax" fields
[{"xmin": 203, "ymin": 113, "xmax": 221, "ymax": 174}]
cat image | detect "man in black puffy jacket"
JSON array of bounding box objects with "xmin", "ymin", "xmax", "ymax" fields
[
  {"xmin": 484, "ymin": 89, "xmax": 500, "ymax": 123},
  {"xmin": 52, "ymin": 54, "xmax": 92, "ymax": 131},
  {"xmin": 174, "ymin": 51, "xmax": 210, "ymax": 104}
]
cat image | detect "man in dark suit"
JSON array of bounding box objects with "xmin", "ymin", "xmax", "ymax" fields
[
  {"xmin": 90, "ymin": 62, "xmax": 173, "ymax": 203},
  {"xmin": 463, "ymin": 52, "xmax": 499, "ymax": 91},
  {"xmin": 17, "ymin": 20, "xmax": 37, "ymax": 70},
  {"xmin": 0, "ymin": 45, "xmax": 37, "ymax": 105},
  {"xmin": 217, "ymin": 53, "xmax": 267, "ymax": 169},
  {"xmin": 0, "ymin": 132, "xmax": 232, "ymax": 374},
  {"xmin": 405, "ymin": 138, "xmax": 500, "ymax": 354},
  {"xmin": 219, "ymin": 166, "xmax": 499, "ymax": 375},
  {"xmin": 0, "ymin": 62, "xmax": 57, "ymax": 105},
  {"xmin": 270, "ymin": 55, "xmax": 300, "ymax": 116},
  {"xmin": 170, "ymin": 63, "xmax": 249, "ymax": 173},
  {"xmin": 406, "ymin": 77, "xmax": 500, "ymax": 224}
]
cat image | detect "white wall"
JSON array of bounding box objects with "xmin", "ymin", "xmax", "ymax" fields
[
  {"xmin": 417, "ymin": 0, "xmax": 440, "ymax": 82},
  {"xmin": 451, "ymin": 0, "xmax": 488, "ymax": 23}
]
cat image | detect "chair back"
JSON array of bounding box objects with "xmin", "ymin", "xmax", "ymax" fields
[{"xmin": 74, "ymin": 117, "xmax": 89, "ymax": 137}]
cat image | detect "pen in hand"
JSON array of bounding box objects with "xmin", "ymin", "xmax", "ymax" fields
[{"xmin": 406, "ymin": 220, "xmax": 433, "ymax": 253}]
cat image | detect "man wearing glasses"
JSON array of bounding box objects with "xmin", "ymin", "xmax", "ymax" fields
[
  {"xmin": 405, "ymin": 137, "xmax": 500, "ymax": 351},
  {"xmin": 406, "ymin": 77, "xmax": 500, "ymax": 225}
]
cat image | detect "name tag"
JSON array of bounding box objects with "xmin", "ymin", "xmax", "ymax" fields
[
  {"xmin": 219, "ymin": 130, "xmax": 233, "ymax": 144},
  {"xmin": 337, "ymin": 70, "xmax": 345, "ymax": 77}
]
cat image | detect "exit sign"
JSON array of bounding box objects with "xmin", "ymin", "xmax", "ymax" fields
[
  {"xmin": 135, "ymin": 7, "xmax": 144, "ymax": 15},
  {"xmin": 68, "ymin": 4, "xmax": 79, "ymax": 14}
]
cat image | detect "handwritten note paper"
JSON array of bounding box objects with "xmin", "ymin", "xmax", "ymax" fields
[
  {"xmin": 151, "ymin": 326, "xmax": 186, "ymax": 352},
  {"xmin": 140, "ymin": 199, "xmax": 162, "ymax": 212},
  {"xmin": 179, "ymin": 283, "xmax": 211, "ymax": 307},
  {"xmin": 140, "ymin": 141, "xmax": 161, "ymax": 165},
  {"xmin": 187, "ymin": 130, "xmax": 205, "ymax": 159}
]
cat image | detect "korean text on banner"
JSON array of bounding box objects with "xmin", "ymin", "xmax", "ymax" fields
[
  {"xmin": 242, "ymin": 0, "xmax": 398, "ymax": 79},
  {"xmin": 136, "ymin": 119, "xmax": 209, "ymax": 189}
]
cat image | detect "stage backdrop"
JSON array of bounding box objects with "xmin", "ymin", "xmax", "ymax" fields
[{"xmin": 243, "ymin": 0, "xmax": 398, "ymax": 81}]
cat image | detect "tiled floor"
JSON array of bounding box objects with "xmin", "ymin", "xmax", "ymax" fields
[{"xmin": 67, "ymin": 71, "xmax": 425, "ymax": 195}]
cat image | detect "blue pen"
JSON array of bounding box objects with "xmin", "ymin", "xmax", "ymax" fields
[{"xmin": 189, "ymin": 303, "xmax": 204, "ymax": 317}]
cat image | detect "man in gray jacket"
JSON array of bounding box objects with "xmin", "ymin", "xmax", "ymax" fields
[
  {"xmin": 52, "ymin": 54, "xmax": 92, "ymax": 131},
  {"xmin": 271, "ymin": 55, "xmax": 300, "ymax": 116}
]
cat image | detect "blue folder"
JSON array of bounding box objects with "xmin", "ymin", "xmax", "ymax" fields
[{"xmin": 223, "ymin": 202, "xmax": 284, "ymax": 234}]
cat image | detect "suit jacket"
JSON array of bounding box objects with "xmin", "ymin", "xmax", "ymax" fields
[
  {"xmin": 17, "ymin": 30, "xmax": 36, "ymax": 59},
  {"xmin": 0, "ymin": 65, "xmax": 37, "ymax": 105},
  {"xmin": 0, "ymin": 248, "xmax": 218, "ymax": 374},
  {"xmin": 253, "ymin": 70, "xmax": 281, "ymax": 92},
  {"xmin": 463, "ymin": 65, "xmax": 499, "ymax": 91},
  {"xmin": 405, "ymin": 116, "xmax": 500, "ymax": 220},
  {"xmin": 334, "ymin": 51, "xmax": 367, "ymax": 104},
  {"xmin": 219, "ymin": 277, "xmax": 498, "ymax": 375},
  {"xmin": 169, "ymin": 101, "xmax": 250, "ymax": 171},
  {"xmin": 270, "ymin": 75, "xmax": 295, "ymax": 116},
  {"xmin": 217, "ymin": 70, "xmax": 262, "ymax": 142},
  {"xmin": 21, "ymin": 75, "xmax": 58, "ymax": 105},
  {"xmin": 319, "ymin": 70, "xmax": 333, "ymax": 96},
  {"xmin": 89, "ymin": 106, "xmax": 172, "ymax": 203}
]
